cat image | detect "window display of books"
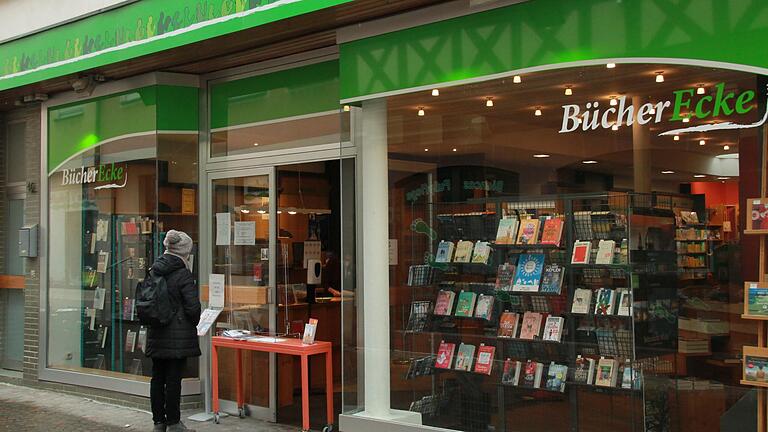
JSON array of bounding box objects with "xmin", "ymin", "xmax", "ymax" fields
[{"xmin": 399, "ymin": 194, "xmax": 662, "ymax": 430}]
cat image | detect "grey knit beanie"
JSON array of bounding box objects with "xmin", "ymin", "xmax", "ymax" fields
[{"xmin": 164, "ymin": 230, "xmax": 193, "ymax": 258}]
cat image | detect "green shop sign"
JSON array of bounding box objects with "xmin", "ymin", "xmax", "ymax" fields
[
  {"xmin": 0, "ymin": 0, "xmax": 351, "ymax": 91},
  {"xmin": 60, "ymin": 162, "xmax": 127, "ymax": 189}
]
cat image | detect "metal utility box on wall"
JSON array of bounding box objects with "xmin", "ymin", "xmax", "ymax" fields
[{"xmin": 19, "ymin": 224, "xmax": 38, "ymax": 257}]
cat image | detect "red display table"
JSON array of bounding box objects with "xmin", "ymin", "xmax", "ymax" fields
[{"xmin": 211, "ymin": 336, "xmax": 334, "ymax": 431}]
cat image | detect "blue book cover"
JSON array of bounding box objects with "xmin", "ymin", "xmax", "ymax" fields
[
  {"xmin": 540, "ymin": 263, "xmax": 564, "ymax": 294},
  {"xmin": 512, "ymin": 254, "xmax": 545, "ymax": 292}
]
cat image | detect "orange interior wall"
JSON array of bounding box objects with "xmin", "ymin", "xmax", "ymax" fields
[{"xmin": 690, "ymin": 181, "xmax": 739, "ymax": 208}]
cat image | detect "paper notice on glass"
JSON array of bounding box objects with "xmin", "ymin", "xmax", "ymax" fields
[
  {"xmin": 209, "ymin": 274, "xmax": 225, "ymax": 309},
  {"xmin": 303, "ymin": 240, "xmax": 321, "ymax": 269},
  {"xmin": 197, "ymin": 308, "xmax": 223, "ymax": 336},
  {"xmin": 234, "ymin": 221, "xmax": 256, "ymax": 246},
  {"xmin": 93, "ymin": 287, "xmax": 106, "ymax": 310},
  {"xmin": 182, "ymin": 188, "xmax": 196, "ymax": 215},
  {"xmin": 216, "ymin": 213, "xmax": 231, "ymax": 246}
]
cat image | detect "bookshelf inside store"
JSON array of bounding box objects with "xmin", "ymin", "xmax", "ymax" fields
[{"xmin": 392, "ymin": 192, "xmax": 710, "ymax": 432}]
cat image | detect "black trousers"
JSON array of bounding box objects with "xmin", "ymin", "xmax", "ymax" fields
[{"xmin": 151, "ymin": 358, "xmax": 186, "ymax": 425}]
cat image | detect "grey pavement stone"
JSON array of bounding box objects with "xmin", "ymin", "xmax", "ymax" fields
[{"xmin": 0, "ymin": 383, "xmax": 300, "ymax": 432}]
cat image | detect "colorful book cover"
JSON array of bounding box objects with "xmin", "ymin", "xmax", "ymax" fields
[
  {"xmin": 540, "ymin": 263, "xmax": 564, "ymax": 294},
  {"xmin": 751, "ymin": 200, "xmax": 768, "ymax": 230},
  {"xmin": 471, "ymin": 241, "xmax": 492, "ymax": 264},
  {"xmin": 474, "ymin": 294, "xmax": 495, "ymax": 320},
  {"xmin": 435, "ymin": 241, "xmax": 455, "ymax": 263},
  {"xmin": 745, "ymin": 356, "xmax": 768, "ymax": 383},
  {"xmin": 474, "ymin": 345, "xmax": 496, "ymax": 375},
  {"xmin": 748, "ymin": 283, "xmax": 768, "ymax": 316},
  {"xmin": 454, "ymin": 291, "xmax": 477, "ymax": 317},
  {"xmin": 495, "ymin": 262, "xmax": 516, "ymax": 291},
  {"xmin": 573, "ymin": 356, "xmax": 595, "ymax": 384},
  {"xmin": 435, "ymin": 342, "xmax": 456, "ymax": 369},
  {"xmin": 571, "ymin": 241, "xmax": 592, "ymax": 264},
  {"xmin": 571, "ymin": 288, "xmax": 593, "ymax": 314},
  {"xmin": 516, "ymin": 218, "xmax": 540, "ymax": 245},
  {"xmin": 512, "ymin": 254, "xmax": 545, "ymax": 292},
  {"xmin": 453, "ymin": 240, "xmax": 474, "ymax": 263},
  {"xmin": 542, "ymin": 316, "xmax": 564, "ymax": 342},
  {"xmin": 434, "ymin": 290, "xmax": 456, "ymax": 316},
  {"xmin": 125, "ymin": 330, "xmax": 136, "ymax": 352},
  {"xmin": 540, "ymin": 218, "xmax": 564, "ymax": 246},
  {"xmin": 595, "ymin": 358, "xmax": 618, "ymax": 387},
  {"xmin": 454, "ymin": 343, "xmax": 476, "ymax": 371},
  {"xmin": 594, "ymin": 288, "xmax": 615, "ymax": 315},
  {"xmin": 498, "ymin": 312, "xmax": 520, "ymax": 338},
  {"xmin": 545, "ymin": 363, "xmax": 568, "ymax": 392},
  {"xmin": 97, "ymin": 251, "xmax": 110, "ymax": 273},
  {"xmin": 501, "ymin": 359, "xmax": 521, "ymax": 385},
  {"xmin": 621, "ymin": 361, "xmax": 634, "ymax": 389},
  {"xmin": 495, "ymin": 218, "xmax": 519, "ymax": 245},
  {"xmin": 519, "ymin": 312, "xmax": 543, "ymax": 340},
  {"xmin": 122, "ymin": 298, "xmax": 134, "ymax": 320},
  {"xmin": 616, "ymin": 288, "xmax": 632, "ymax": 316},
  {"xmin": 595, "ymin": 239, "xmax": 616, "ymax": 264},
  {"xmin": 522, "ymin": 360, "xmax": 543, "ymax": 388}
]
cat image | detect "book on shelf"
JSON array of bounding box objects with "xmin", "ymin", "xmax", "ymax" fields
[
  {"xmin": 474, "ymin": 344, "xmax": 495, "ymax": 375},
  {"xmin": 678, "ymin": 337, "xmax": 710, "ymax": 354},
  {"xmin": 519, "ymin": 312, "xmax": 543, "ymax": 340},
  {"xmin": 545, "ymin": 362, "xmax": 568, "ymax": 392},
  {"xmin": 406, "ymin": 356, "xmax": 435, "ymax": 379},
  {"xmin": 121, "ymin": 221, "xmax": 139, "ymax": 236},
  {"xmin": 97, "ymin": 251, "xmax": 110, "ymax": 273},
  {"xmin": 435, "ymin": 241, "xmax": 455, "ymax": 263},
  {"xmin": 749, "ymin": 199, "xmax": 768, "ymax": 230},
  {"xmin": 434, "ymin": 290, "xmax": 456, "ymax": 316},
  {"xmin": 501, "ymin": 359, "xmax": 521, "ymax": 385},
  {"xmin": 512, "ymin": 253, "xmax": 545, "ymax": 292},
  {"xmin": 471, "ymin": 241, "xmax": 492, "ymax": 264},
  {"xmin": 571, "ymin": 288, "xmax": 593, "ymax": 314},
  {"xmin": 96, "ymin": 218, "xmax": 110, "ymax": 242},
  {"xmin": 595, "ymin": 357, "xmax": 618, "ymax": 387},
  {"xmin": 454, "ymin": 343, "xmax": 476, "ymax": 371},
  {"xmin": 137, "ymin": 326, "xmax": 147, "ymax": 353},
  {"xmin": 521, "ymin": 360, "xmax": 544, "ymax": 388},
  {"xmin": 616, "ymin": 288, "xmax": 632, "ymax": 316},
  {"xmin": 302, "ymin": 318, "xmax": 319, "ymax": 344},
  {"xmin": 620, "ymin": 360, "xmax": 634, "ymax": 389},
  {"xmin": 453, "ymin": 240, "xmax": 474, "ymax": 263},
  {"xmin": 594, "ymin": 288, "xmax": 616, "ymax": 315},
  {"xmin": 495, "ymin": 217, "xmax": 519, "ymax": 245},
  {"xmin": 595, "ymin": 239, "xmax": 616, "ymax": 264},
  {"xmin": 540, "ymin": 218, "xmax": 564, "ymax": 246},
  {"xmin": 474, "ymin": 294, "xmax": 495, "ymax": 320},
  {"xmin": 495, "ymin": 262, "xmax": 517, "ymax": 291},
  {"xmin": 574, "ymin": 211, "xmax": 593, "ymax": 240},
  {"xmin": 542, "ymin": 316, "xmax": 564, "ymax": 342},
  {"xmin": 122, "ymin": 298, "xmax": 135, "ymax": 320},
  {"xmin": 516, "ymin": 218, "xmax": 541, "ymax": 245},
  {"xmin": 93, "ymin": 287, "xmax": 106, "ymax": 310},
  {"xmin": 680, "ymin": 210, "xmax": 699, "ymax": 224},
  {"xmin": 125, "ymin": 329, "xmax": 137, "ymax": 352},
  {"xmin": 498, "ymin": 312, "xmax": 520, "ymax": 338},
  {"xmin": 747, "ymin": 282, "xmax": 768, "ymax": 316},
  {"xmin": 745, "ymin": 356, "xmax": 768, "ymax": 384},
  {"xmin": 573, "ymin": 355, "xmax": 595, "ymax": 385},
  {"xmin": 406, "ymin": 301, "xmax": 432, "ymax": 331},
  {"xmin": 540, "ymin": 263, "xmax": 564, "ymax": 294},
  {"xmin": 435, "ymin": 341, "xmax": 457, "ymax": 369},
  {"xmin": 95, "ymin": 326, "xmax": 109, "ymax": 349},
  {"xmin": 570, "ymin": 241, "xmax": 592, "ymax": 264},
  {"xmin": 454, "ymin": 291, "xmax": 477, "ymax": 317}
]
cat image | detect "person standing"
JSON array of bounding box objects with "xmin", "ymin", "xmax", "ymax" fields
[{"xmin": 146, "ymin": 230, "xmax": 201, "ymax": 432}]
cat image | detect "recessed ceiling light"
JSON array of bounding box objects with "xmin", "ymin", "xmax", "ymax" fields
[
  {"xmin": 717, "ymin": 177, "xmax": 729, "ymax": 180},
  {"xmin": 253, "ymin": 142, "xmax": 259, "ymax": 146},
  {"xmin": 682, "ymin": 116, "xmax": 690, "ymax": 123},
  {"xmin": 257, "ymin": 210, "xmax": 266, "ymax": 214},
  {"xmin": 287, "ymin": 211, "xmax": 298, "ymax": 215},
  {"xmin": 612, "ymin": 123, "xmax": 619, "ymax": 131},
  {"xmin": 723, "ymin": 145, "xmax": 730, "ymax": 150},
  {"xmin": 661, "ymin": 170, "xmax": 675, "ymax": 174},
  {"xmin": 486, "ymin": 97, "xmax": 494, "ymax": 107},
  {"xmin": 564, "ymin": 86, "xmax": 573, "ymax": 96},
  {"xmin": 277, "ymin": 210, "xmax": 282, "ymax": 214},
  {"xmin": 655, "ymin": 72, "xmax": 665, "ymax": 83},
  {"xmin": 424, "ymin": 148, "xmax": 429, "ymax": 152},
  {"xmin": 699, "ymin": 140, "xmax": 706, "ymax": 146},
  {"xmin": 343, "ymin": 105, "xmax": 351, "ymax": 112},
  {"xmin": 452, "ymin": 148, "xmax": 457, "ymax": 152},
  {"xmin": 534, "ymin": 108, "xmax": 542, "ymax": 116},
  {"xmin": 533, "ymin": 154, "xmax": 550, "ymax": 158},
  {"xmin": 240, "ymin": 208, "xmax": 251, "ymax": 214},
  {"xmin": 417, "ymin": 107, "xmax": 425, "ymax": 116},
  {"xmin": 607, "ymin": 63, "xmax": 616, "ymax": 69},
  {"xmin": 431, "ymin": 89, "xmax": 440, "ymax": 96},
  {"xmin": 673, "ymin": 135, "xmax": 680, "ymax": 141},
  {"xmin": 649, "ymin": 104, "xmax": 656, "ymax": 115},
  {"xmin": 513, "ymin": 75, "xmax": 522, "ymax": 84},
  {"xmin": 694, "ymin": 174, "xmax": 706, "ymax": 178},
  {"xmin": 696, "ymin": 85, "xmax": 705, "ymax": 95},
  {"xmin": 609, "ymin": 96, "xmax": 617, "ymax": 106},
  {"xmin": 582, "ymin": 160, "xmax": 598, "ymax": 164}
]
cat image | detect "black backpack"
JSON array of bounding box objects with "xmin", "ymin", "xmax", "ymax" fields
[{"xmin": 135, "ymin": 268, "xmax": 174, "ymax": 327}]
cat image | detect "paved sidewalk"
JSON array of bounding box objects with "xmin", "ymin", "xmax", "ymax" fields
[{"xmin": 0, "ymin": 383, "xmax": 298, "ymax": 432}]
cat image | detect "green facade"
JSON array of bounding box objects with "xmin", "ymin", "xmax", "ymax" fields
[
  {"xmin": 340, "ymin": 0, "xmax": 768, "ymax": 100},
  {"xmin": 48, "ymin": 85, "xmax": 198, "ymax": 174}
]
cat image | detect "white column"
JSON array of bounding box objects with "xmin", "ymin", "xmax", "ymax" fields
[{"xmin": 360, "ymin": 98, "xmax": 391, "ymax": 417}]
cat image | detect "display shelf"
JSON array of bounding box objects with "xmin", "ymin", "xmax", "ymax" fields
[
  {"xmin": 740, "ymin": 379, "xmax": 768, "ymax": 388},
  {"xmin": 741, "ymin": 314, "xmax": 768, "ymax": 321}
]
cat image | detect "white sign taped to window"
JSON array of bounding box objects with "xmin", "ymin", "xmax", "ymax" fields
[{"xmin": 209, "ymin": 273, "xmax": 225, "ymax": 309}]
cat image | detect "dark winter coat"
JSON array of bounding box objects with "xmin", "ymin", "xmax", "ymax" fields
[{"xmin": 145, "ymin": 254, "xmax": 202, "ymax": 359}]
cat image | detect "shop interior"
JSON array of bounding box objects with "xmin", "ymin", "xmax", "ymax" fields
[{"xmin": 384, "ymin": 63, "xmax": 760, "ymax": 431}]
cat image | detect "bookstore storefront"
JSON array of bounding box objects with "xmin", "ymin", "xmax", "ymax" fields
[
  {"xmin": 339, "ymin": 2, "xmax": 768, "ymax": 432},
  {"xmin": 42, "ymin": 76, "xmax": 201, "ymax": 394}
]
